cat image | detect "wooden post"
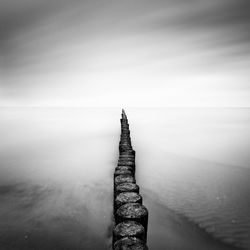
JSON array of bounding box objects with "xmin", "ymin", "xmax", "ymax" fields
[{"xmin": 112, "ymin": 110, "xmax": 149, "ymax": 249}]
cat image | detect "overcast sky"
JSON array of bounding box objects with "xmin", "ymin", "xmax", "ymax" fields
[{"xmin": 0, "ymin": 0, "xmax": 250, "ymax": 107}]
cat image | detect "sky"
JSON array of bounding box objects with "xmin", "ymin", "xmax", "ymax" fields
[{"xmin": 0, "ymin": 0, "xmax": 250, "ymax": 107}]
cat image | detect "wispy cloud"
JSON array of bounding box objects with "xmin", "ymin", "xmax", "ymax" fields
[{"xmin": 0, "ymin": 0, "xmax": 249, "ymax": 107}]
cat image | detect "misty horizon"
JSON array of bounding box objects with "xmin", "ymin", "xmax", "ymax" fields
[{"xmin": 0, "ymin": 1, "xmax": 250, "ymax": 250}]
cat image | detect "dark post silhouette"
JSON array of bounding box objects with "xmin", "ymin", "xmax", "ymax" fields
[{"xmin": 112, "ymin": 109, "xmax": 149, "ymax": 249}]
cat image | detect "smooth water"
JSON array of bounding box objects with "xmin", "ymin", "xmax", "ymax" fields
[{"xmin": 0, "ymin": 107, "xmax": 249, "ymax": 249}]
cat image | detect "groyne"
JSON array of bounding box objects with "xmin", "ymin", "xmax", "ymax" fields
[{"xmin": 112, "ymin": 109, "xmax": 149, "ymax": 250}]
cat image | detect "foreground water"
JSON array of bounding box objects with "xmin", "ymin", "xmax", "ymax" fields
[{"xmin": 0, "ymin": 107, "xmax": 249, "ymax": 249}]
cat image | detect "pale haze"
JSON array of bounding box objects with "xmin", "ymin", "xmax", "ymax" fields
[
  {"xmin": 0, "ymin": 1, "xmax": 250, "ymax": 250},
  {"xmin": 1, "ymin": 0, "xmax": 250, "ymax": 107}
]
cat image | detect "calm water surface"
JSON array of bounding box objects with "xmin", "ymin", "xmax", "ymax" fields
[{"xmin": 0, "ymin": 108, "xmax": 249, "ymax": 249}]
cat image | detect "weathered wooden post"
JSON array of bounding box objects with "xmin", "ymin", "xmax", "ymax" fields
[
  {"xmin": 114, "ymin": 192, "xmax": 143, "ymax": 212},
  {"xmin": 113, "ymin": 221, "xmax": 146, "ymax": 243},
  {"xmin": 112, "ymin": 109, "xmax": 149, "ymax": 249},
  {"xmin": 114, "ymin": 237, "xmax": 148, "ymax": 250}
]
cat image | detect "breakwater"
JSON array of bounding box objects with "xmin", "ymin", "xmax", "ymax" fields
[{"xmin": 112, "ymin": 110, "xmax": 149, "ymax": 250}]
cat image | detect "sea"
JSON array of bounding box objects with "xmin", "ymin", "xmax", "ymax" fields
[{"xmin": 0, "ymin": 107, "xmax": 249, "ymax": 250}]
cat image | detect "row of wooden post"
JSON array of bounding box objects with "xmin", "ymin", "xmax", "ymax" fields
[{"xmin": 112, "ymin": 109, "xmax": 149, "ymax": 250}]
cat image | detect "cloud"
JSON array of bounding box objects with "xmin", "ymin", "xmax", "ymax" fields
[{"xmin": 0, "ymin": 0, "xmax": 249, "ymax": 107}]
